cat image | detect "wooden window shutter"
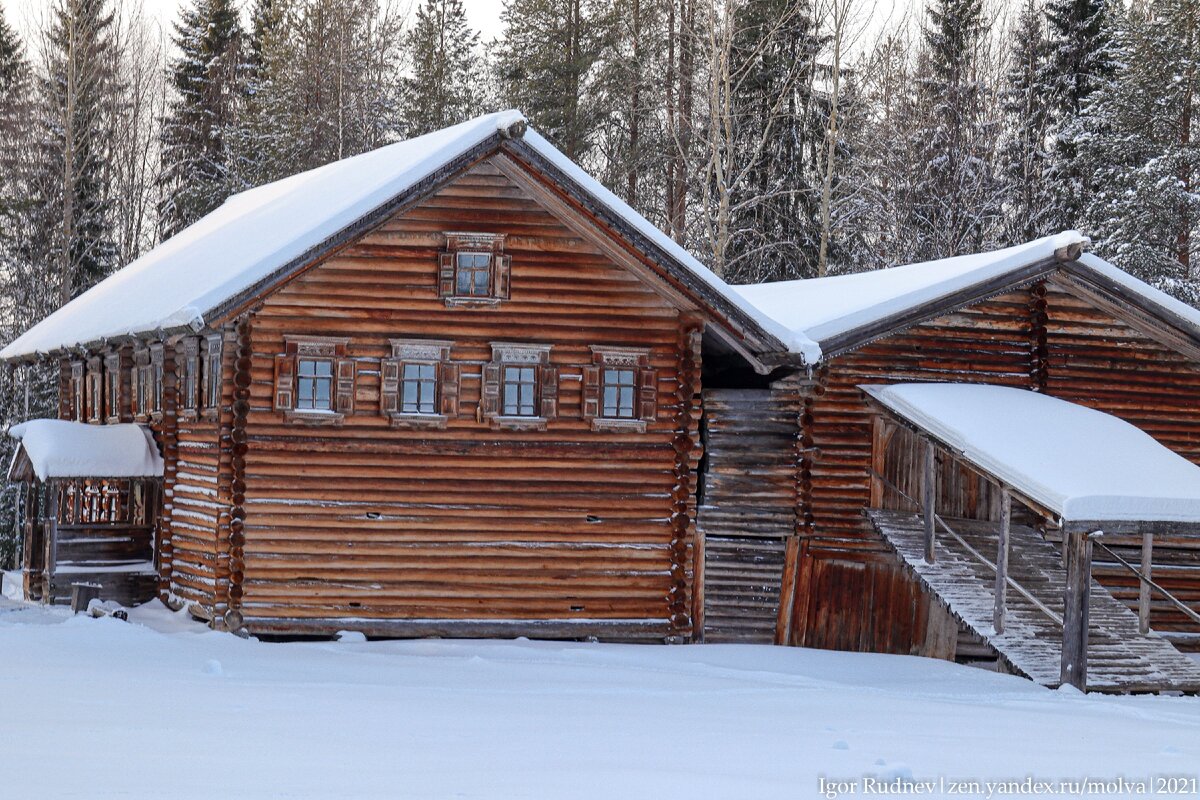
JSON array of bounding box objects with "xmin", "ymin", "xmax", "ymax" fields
[
  {"xmin": 380, "ymin": 358, "xmax": 400, "ymax": 415},
  {"xmin": 582, "ymin": 366, "xmax": 601, "ymax": 420},
  {"xmin": 638, "ymin": 367, "xmax": 657, "ymax": 421},
  {"xmin": 481, "ymin": 362, "xmax": 501, "ymax": 418},
  {"xmin": 540, "ymin": 366, "xmax": 558, "ymax": 419},
  {"xmin": 438, "ymin": 252, "xmax": 455, "ymax": 298},
  {"xmin": 335, "ymin": 358, "xmax": 356, "ymax": 414},
  {"xmin": 495, "ymin": 254, "xmax": 512, "ymax": 300},
  {"xmin": 273, "ymin": 354, "xmax": 296, "ymax": 411},
  {"xmin": 440, "ymin": 362, "xmax": 460, "ymax": 417}
]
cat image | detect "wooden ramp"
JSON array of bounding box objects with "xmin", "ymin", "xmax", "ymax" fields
[{"xmin": 868, "ymin": 509, "xmax": 1200, "ymax": 693}]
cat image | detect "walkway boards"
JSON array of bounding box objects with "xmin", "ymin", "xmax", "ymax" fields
[{"xmin": 868, "ymin": 509, "xmax": 1200, "ymax": 693}]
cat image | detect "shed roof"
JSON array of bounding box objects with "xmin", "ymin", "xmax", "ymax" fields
[
  {"xmin": 0, "ymin": 111, "xmax": 799, "ymax": 363},
  {"xmin": 6, "ymin": 420, "xmax": 164, "ymax": 481},
  {"xmin": 861, "ymin": 383, "xmax": 1200, "ymax": 523},
  {"xmin": 733, "ymin": 234, "xmax": 1200, "ymax": 362}
]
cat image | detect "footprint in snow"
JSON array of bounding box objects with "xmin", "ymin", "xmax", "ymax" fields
[{"xmin": 202, "ymin": 659, "xmax": 223, "ymax": 677}]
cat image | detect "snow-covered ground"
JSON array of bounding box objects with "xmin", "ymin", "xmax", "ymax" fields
[{"xmin": 1, "ymin": 586, "xmax": 1198, "ymax": 798}]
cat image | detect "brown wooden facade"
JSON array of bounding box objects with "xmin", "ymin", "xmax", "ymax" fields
[
  {"xmin": 789, "ymin": 276, "xmax": 1200, "ymax": 656},
  {"xmin": 13, "ymin": 126, "xmax": 1200, "ymax": 662}
]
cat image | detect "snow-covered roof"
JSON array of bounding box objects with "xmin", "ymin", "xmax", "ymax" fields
[
  {"xmin": 1, "ymin": 111, "xmax": 794, "ymax": 362},
  {"xmin": 6, "ymin": 420, "xmax": 164, "ymax": 481},
  {"xmin": 734, "ymin": 233, "xmax": 1200, "ymax": 363},
  {"xmin": 861, "ymin": 383, "xmax": 1200, "ymax": 523}
]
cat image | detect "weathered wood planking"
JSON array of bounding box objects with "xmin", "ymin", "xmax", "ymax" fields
[
  {"xmin": 233, "ymin": 161, "xmax": 698, "ymax": 638},
  {"xmin": 792, "ymin": 291, "xmax": 1036, "ymax": 653},
  {"xmin": 697, "ymin": 388, "xmax": 799, "ymax": 643},
  {"xmin": 868, "ymin": 509, "xmax": 1200, "ymax": 693}
]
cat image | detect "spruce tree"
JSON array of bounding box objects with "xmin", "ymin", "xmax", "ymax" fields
[
  {"xmin": 721, "ymin": 0, "xmax": 826, "ymax": 283},
  {"xmin": 1081, "ymin": 0, "xmax": 1200, "ymax": 297},
  {"xmin": 399, "ymin": 0, "xmax": 483, "ymax": 136},
  {"xmin": 159, "ymin": 0, "xmax": 245, "ymax": 237},
  {"xmin": 1000, "ymin": 0, "xmax": 1054, "ymax": 243},
  {"xmin": 496, "ymin": 0, "xmax": 613, "ymax": 161},
  {"xmin": 34, "ymin": 0, "xmax": 119, "ymax": 302},
  {"xmin": 906, "ymin": 0, "xmax": 1002, "ymax": 259},
  {"xmin": 1042, "ymin": 0, "xmax": 1117, "ymax": 229}
]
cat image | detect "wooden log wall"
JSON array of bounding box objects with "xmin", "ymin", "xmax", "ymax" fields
[
  {"xmin": 792, "ymin": 278, "xmax": 1200, "ymax": 654},
  {"xmin": 234, "ymin": 160, "xmax": 697, "ymax": 639},
  {"xmin": 1040, "ymin": 281, "xmax": 1200, "ymax": 648},
  {"xmin": 792, "ymin": 290, "xmax": 1037, "ymax": 654}
]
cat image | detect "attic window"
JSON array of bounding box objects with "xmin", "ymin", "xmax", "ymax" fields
[{"xmin": 438, "ymin": 233, "xmax": 510, "ymax": 305}]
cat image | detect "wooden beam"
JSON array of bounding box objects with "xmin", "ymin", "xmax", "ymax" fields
[
  {"xmin": 993, "ymin": 490, "xmax": 1011, "ymax": 634},
  {"xmin": 1139, "ymin": 529, "xmax": 1153, "ymax": 635},
  {"xmin": 1061, "ymin": 528, "xmax": 1094, "ymax": 691},
  {"xmin": 923, "ymin": 439, "xmax": 936, "ymax": 563}
]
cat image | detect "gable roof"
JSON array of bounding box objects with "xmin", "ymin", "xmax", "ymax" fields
[
  {"xmin": 1, "ymin": 111, "xmax": 797, "ymax": 363},
  {"xmin": 733, "ymin": 233, "xmax": 1200, "ymax": 362}
]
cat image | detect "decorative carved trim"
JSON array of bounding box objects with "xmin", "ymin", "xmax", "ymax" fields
[
  {"xmin": 490, "ymin": 342, "xmax": 551, "ymax": 364},
  {"xmin": 389, "ymin": 412, "xmax": 449, "ymax": 430},
  {"xmin": 389, "ymin": 338, "xmax": 453, "ymax": 362},
  {"xmin": 283, "ymin": 335, "xmax": 349, "ymax": 357},
  {"xmin": 589, "ymin": 345, "xmax": 650, "ymax": 368},
  {"xmin": 444, "ymin": 231, "xmax": 505, "ymax": 251},
  {"xmin": 590, "ymin": 417, "xmax": 646, "ymax": 433}
]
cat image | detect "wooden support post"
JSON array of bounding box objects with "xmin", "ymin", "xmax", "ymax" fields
[
  {"xmin": 44, "ymin": 481, "xmax": 58, "ymax": 604},
  {"xmin": 923, "ymin": 440, "xmax": 936, "ymax": 563},
  {"xmin": 993, "ymin": 490, "xmax": 1011, "ymax": 634},
  {"xmin": 1139, "ymin": 529, "xmax": 1153, "ymax": 635},
  {"xmin": 1060, "ymin": 528, "xmax": 1094, "ymax": 691}
]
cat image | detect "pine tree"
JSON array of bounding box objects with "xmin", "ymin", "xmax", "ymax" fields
[
  {"xmin": 399, "ymin": 0, "xmax": 483, "ymax": 136},
  {"xmin": 159, "ymin": 0, "xmax": 245, "ymax": 237},
  {"xmin": 496, "ymin": 0, "xmax": 614, "ymax": 161},
  {"xmin": 1042, "ymin": 0, "xmax": 1118, "ymax": 229},
  {"xmin": 1000, "ymin": 0, "xmax": 1054, "ymax": 243},
  {"xmin": 905, "ymin": 0, "xmax": 1003, "ymax": 260}
]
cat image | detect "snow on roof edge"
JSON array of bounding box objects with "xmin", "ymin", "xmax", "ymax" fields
[
  {"xmin": 518, "ymin": 129, "xmax": 819, "ymax": 363},
  {"xmin": 7, "ymin": 419, "xmax": 164, "ymax": 481},
  {"xmin": 0, "ymin": 111, "xmax": 529, "ymax": 361},
  {"xmin": 860, "ymin": 382, "xmax": 1200, "ymax": 523}
]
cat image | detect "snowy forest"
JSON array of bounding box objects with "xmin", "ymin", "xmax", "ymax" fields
[{"xmin": 0, "ymin": 0, "xmax": 1193, "ymax": 559}]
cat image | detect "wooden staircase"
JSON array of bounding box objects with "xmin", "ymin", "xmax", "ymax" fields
[{"xmin": 868, "ymin": 509, "xmax": 1200, "ymax": 693}]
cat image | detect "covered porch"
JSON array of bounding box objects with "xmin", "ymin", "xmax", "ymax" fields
[
  {"xmin": 7, "ymin": 420, "xmax": 163, "ymax": 607},
  {"xmin": 862, "ymin": 383, "xmax": 1200, "ymax": 693}
]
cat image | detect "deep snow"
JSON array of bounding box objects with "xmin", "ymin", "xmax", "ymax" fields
[
  {"xmin": 0, "ymin": 585, "xmax": 1197, "ymax": 798},
  {"xmin": 6, "ymin": 419, "xmax": 164, "ymax": 480}
]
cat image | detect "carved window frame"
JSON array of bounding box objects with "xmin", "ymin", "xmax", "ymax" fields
[
  {"xmin": 584, "ymin": 346, "xmax": 656, "ymax": 433},
  {"xmin": 69, "ymin": 361, "xmax": 84, "ymax": 422},
  {"xmin": 438, "ymin": 232, "xmax": 511, "ymax": 307},
  {"xmin": 202, "ymin": 334, "xmax": 223, "ymax": 419},
  {"xmin": 178, "ymin": 337, "xmax": 201, "ymax": 421},
  {"xmin": 132, "ymin": 347, "xmax": 151, "ymax": 423},
  {"xmin": 149, "ymin": 343, "xmax": 165, "ymax": 421},
  {"xmin": 104, "ymin": 351, "xmax": 123, "ymax": 424},
  {"xmin": 482, "ymin": 342, "xmax": 556, "ymax": 432},
  {"xmin": 275, "ymin": 335, "xmax": 353, "ymax": 425},
  {"xmin": 86, "ymin": 356, "xmax": 102, "ymax": 424},
  {"xmin": 381, "ymin": 339, "xmax": 455, "ymax": 430}
]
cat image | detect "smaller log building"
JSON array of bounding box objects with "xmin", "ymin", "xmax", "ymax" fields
[{"xmin": 4, "ymin": 111, "xmax": 1200, "ymax": 692}]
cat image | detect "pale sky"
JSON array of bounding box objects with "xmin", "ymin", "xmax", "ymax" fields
[{"xmin": 7, "ymin": 0, "xmax": 509, "ymax": 47}]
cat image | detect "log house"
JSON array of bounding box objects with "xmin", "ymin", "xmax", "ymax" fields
[{"xmin": 6, "ymin": 112, "xmax": 1200, "ymax": 691}]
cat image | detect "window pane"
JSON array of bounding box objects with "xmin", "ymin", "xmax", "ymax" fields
[
  {"xmin": 297, "ymin": 377, "xmax": 314, "ymax": 409},
  {"xmin": 603, "ymin": 386, "xmax": 617, "ymax": 415},
  {"xmin": 402, "ymin": 379, "xmax": 417, "ymax": 412},
  {"xmin": 473, "ymin": 269, "xmax": 489, "ymax": 294},
  {"xmin": 456, "ymin": 267, "xmax": 472, "ymax": 294}
]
